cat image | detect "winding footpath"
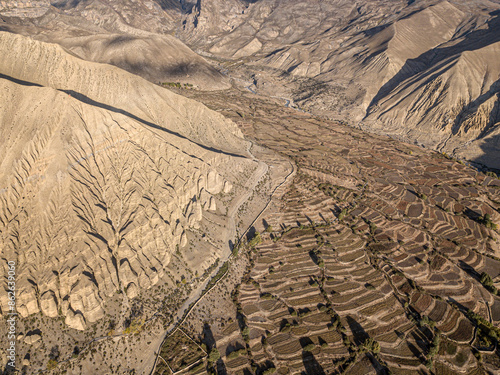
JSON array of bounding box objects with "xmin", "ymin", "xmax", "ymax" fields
[{"xmin": 147, "ymin": 151, "xmax": 295, "ymax": 375}]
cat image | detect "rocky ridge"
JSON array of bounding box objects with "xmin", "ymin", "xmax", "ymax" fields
[
  {"xmin": 0, "ymin": 31, "xmax": 255, "ymax": 330},
  {"xmin": 0, "ymin": 0, "xmax": 50, "ymax": 17}
]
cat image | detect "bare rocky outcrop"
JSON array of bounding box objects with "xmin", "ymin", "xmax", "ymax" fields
[{"xmin": 0, "ymin": 31, "xmax": 255, "ymax": 330}]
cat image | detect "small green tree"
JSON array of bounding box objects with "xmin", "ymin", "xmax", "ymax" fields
[
  {"xmin": 208, "ymin": 348, "xmax": 220, "ymax": 365},
  {"xmin": 480, "ymin": 272, "xmax": 493, "ymax": 288},
  {"xmin": 338, "ymin": 209, "xmax": 348, "ymax": 222},
  {"xmin": 248, "ymin": 232, "xmax": 262, "ymax": 247},
  {"xmin": 303, "ymin": 344, "xmax": 316, "ymax": 352},
  {"xmin": 364, "ymin": 338, "xmax": 380, "ymax": 353}
]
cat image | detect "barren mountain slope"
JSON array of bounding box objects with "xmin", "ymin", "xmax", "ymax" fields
[
  {"xmin": 177, "ymin": 0, "xmax": 500, "ymax": 168},
  {"xmin": 46, "ymin": 32, "xmax": 231, "ymax": 90},
  {"xmin": 3, "ymin": 0, "xmax": 500, "ymax": 166},
  {"xmin": 0, "ymin": 31, "xmax": 257, "ymax": 331},
  {"xmin": 0, "ymin": 0, "xmax": 231, "ymax": 89},
  {"xmin": 0, "ymin": 0, "xmax": 50, "ymax": 18},
  {"xmin": 365, "ymin": 11, "xmax": 500, "ymax": 168}
]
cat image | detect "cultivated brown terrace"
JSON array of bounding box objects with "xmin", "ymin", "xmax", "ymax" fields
[{"xmin": 153, "ymin": 88, "xmax": 500, "ymax": 375}]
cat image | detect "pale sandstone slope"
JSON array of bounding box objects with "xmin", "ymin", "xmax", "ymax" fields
[
  {"xmin": 365, "ymin": 8, "xmax": 500, "ymax": 167},
  {"xmin": 0, "ymin": 32, "xmax": 243, "ymax": 153},
  {"xmin": 0, "ymin": 31, "xmax": 255, "ymax": 330},
  {"xmin": 1, "ymin": 0, "xmax": 231, "ymax": 90},
  {"xmin": 52, "ymin": 33, "xmax": 231, "ymax": 90}
]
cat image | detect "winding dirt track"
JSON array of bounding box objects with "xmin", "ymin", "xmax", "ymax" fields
[{"xmin": 145, "ymin": 148, "xmax": 295, "ymax": 375}]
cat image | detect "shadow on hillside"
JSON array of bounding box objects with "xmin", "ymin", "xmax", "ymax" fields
[
  {"xmin": 153, "ymin": 0, "xmax": 184, "ymax": 11},
  {"xmin": 410, "ymin": 331, "xmax": 429, "ymax": 359},
  {"xmin": 119, "ymin": 60, "xmax": 222, "ymax": 82},
  {"xmin": 302, "ymin": 351, "xmax": 326, "ymax": 375},
  {"xmin": 366, "ymin": 13, "xmax": 500, "ymax": 116},
  {"xmin": 256, "ymin": 360, "xmax": 276, "ymax": 375},
  {"xmin": 463, "ymin": 207, "xmax": 483, "ymax": 222},
  {"xmin": 458, "ymin": 260, "xmax": 481, "ymax": 283},
  {"xmin": 0, "ymin": 73, "xmax": 42, "ymax": 87},
  {"xmin": 201, "ymin": 323, "xmax": 216, "ymax": 351},
  {"xmin": 472, "ymin": 133, "xmax": 500, "ymax": 172},
  {"xmin": 61, "ymin": 89, "xmax": 248, "ymax": 158},
  {"xmin": 346, "ymin": 316, "xmax": 370, "ymax": 346},
  {"xmin": 0, "ymin": 24, "xmax": 13, "ymax": 32},
  {"xmin": 51, "ymin": 0, "xmax": 82, "ymax": 9},
  {"xmin": 246, "ymin": 226, "xmax": 257, "ymax": 242},
  {"xmin": 225, "ymin": 342, "xmax": 245, "ymax": 356},
  {"xmin": 0, "ymin": 72, "xmax": 247, "ymax": 159},
  {"xmin": 448, "ymin": 296, "xmax": 471, "ymax": 314},
  {"xmin": 345, "ymin": 317, "xmax": 390, "ymax": 372},
  {"xmin": 201, "ymin": 323, "xmax": 228, "ymax": 374}
]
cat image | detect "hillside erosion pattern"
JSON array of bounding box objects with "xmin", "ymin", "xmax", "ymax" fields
[{"xmin": 0, "ymin": 32, "xmax": 258, "ymax": 330}]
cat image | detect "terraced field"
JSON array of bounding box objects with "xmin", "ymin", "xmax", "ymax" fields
[{"xmin": 151, "ymin": 88, "xmax": 500, "ymax": 374}]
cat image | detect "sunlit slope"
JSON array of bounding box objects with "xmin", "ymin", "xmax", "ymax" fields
[{"xmin": 0, "ymin": 31, "xmax": 254, "ymax": 330}]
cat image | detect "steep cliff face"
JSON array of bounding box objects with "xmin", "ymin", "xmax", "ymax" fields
[{"xmin": 0, "ymin": 32, "xmax": 255, "ymax": 330}]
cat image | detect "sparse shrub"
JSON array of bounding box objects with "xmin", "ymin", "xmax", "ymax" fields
[
  {"xmin": 261, "ymin": 292, "xmax": 273, "ymax": 300},
  {"xmin": 428, "ymin": 334, "xmax": 440, "ymax": 358},
  {"xmin": 280, "ymin": 324, "xmax": 291, "ymax": 333},
  {"xmin": 248, "ymin": 232, "xmax": 262, "ymax": 247},
  {"xmin": 480, "ymin": 271, "xmax": 498, "ymax": 294},
  {"xmin": 480, "ymin": 214, "xmax": 498, "ymax": 230},
  {"xmin": 303, "ymin": 344, "xmax": 316, "ymax": 352},
  {"xmin": 227, "ymin": 348, "xmax": 246, "ymax": 359},
  {"xmin": 47, "ymin": 359, "xmax": 58, "ymax": 370},
  {"xmin": 262, "ymin": 368, "xmax": 276, "ymax": 375},
  {"xmin": 363, "ymin": 338, "xmax": 380, "ymax": 353},
  {"xmin": 242, "ymin": 326, "xmax": 250, "ymax": 341},
  {"xmin": 338, "ymin": 209, "xmax": 348, "ymax": 222},
  {"xmin": 364, "ymin": 283, "xmax": 376, "ymax": 290},
  {"xmin": 208, "ymin": 348, "xmax": 220, "ymax": 364}
]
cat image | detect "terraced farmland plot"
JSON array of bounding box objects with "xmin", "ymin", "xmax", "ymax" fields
[
  {"xmin": 163, "ymin": 87, "xmax": 500, "ymax": 374},
  {"xmin": 156, "ymin": 329, "xmax": 206, "ymax": 374}
]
